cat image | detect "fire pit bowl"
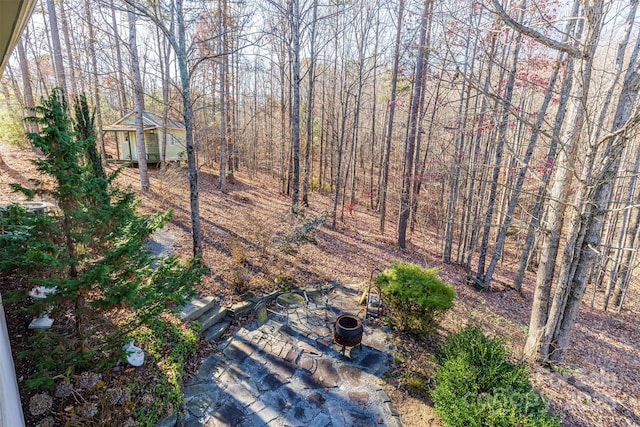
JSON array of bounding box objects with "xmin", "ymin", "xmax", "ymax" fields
[{"xmin": 333, "ymin": 314, "xmax": 363, "ymax": 348}]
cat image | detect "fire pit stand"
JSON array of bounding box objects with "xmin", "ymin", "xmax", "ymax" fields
[{"xmin": 333, "ymin": 314, "xmax": 363, "ymax": 351}]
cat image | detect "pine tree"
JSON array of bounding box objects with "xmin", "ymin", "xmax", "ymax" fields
[{"xmin": 3, "ymin": 88, "xmax": 203, "ymax": 386}]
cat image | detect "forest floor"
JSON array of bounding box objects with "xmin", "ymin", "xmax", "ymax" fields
[{"xmin": 2, "ymin": 140, "xmax": 640, "ymax": 426}]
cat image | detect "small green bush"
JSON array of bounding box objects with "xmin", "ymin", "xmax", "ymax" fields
[
  {"xmin": 375, "ymin": 262, "xmax": 455, "ymax": 333},
  {"xmin": 431, "ymin": 326, "xmax": 561, "ymax": 427}
]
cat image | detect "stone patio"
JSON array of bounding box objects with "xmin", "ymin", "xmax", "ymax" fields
[{"xmin": 179, "ymin": 285, "xmax": 402, "ymax": 427}]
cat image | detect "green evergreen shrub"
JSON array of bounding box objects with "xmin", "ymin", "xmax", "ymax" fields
[
  {"xmin": 431, "ymin": 326, "xmax": 561, "ymax": 427},
  {"xmin": 375, "ymin": 262, "xmax": 455, "ymax": 332}
]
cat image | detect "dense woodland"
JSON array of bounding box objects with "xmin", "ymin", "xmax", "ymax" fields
[{"xmin": 1, "ymin": 0, "xmax": 640, "ymax": 369}]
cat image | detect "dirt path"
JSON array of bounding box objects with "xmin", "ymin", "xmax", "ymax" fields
[{"xmin": 0, "ymin": 143, "xmax": 39, "ymax": 204}]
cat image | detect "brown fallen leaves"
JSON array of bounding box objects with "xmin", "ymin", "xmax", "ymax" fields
[{"xmin": 2, "ymin": 141, "xmax": 639, "ymax": 427}]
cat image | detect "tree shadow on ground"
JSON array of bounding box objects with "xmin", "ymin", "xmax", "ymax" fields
[{"xmin": 183, "ymin": 286, "xmax": 400, "ymax": 426}]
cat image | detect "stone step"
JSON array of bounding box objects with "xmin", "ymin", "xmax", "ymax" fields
[
  {"xmin": 179, "ymin": 295, "xmax": 218, "ymax": 321},
  {"xmin": 28, "ymin": 317, "xmax": 53, "ymax": 329},
  {"xmin": 153, "ymin": 413, "xmax": 177, "ymax": 427},
  {"xmin": 202, "ymin": 319, "xmax": 231, "ymax": 342},
  {"xmin": 199, "ymin": 305, "xmax": 229, "ymax": 332},
  {"xmin": 228, "ymin": 300, "xmax": 254, "ymax": 319}
]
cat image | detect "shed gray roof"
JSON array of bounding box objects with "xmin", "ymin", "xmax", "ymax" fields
[{"xmin": 103, "ymin": 111, "xmax": 185, "ymax": 131}]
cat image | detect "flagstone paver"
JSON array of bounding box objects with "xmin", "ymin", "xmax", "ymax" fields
[{"xmin": 176, "ymin": 285, "xmax": 402, "ymax": 427}]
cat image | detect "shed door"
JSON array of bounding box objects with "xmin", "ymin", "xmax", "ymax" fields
[
  {"xmin": 120, "ymin": 131, "xmax": 136, "ymax": 160},
  {"xmin": 145, "ymin": 132, "xmax": 160, "ymax": 162}
]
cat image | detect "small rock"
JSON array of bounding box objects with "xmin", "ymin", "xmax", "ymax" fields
[
  {"xmin": 75, "ymin": 372, "xmax": 102, "ymax": 390},
  {"xmin": 80, "ymin": 402, "xmax": 99, "ymax": 418},
  {"xmin": 55, "ymin": 381, "xmax": 73, "ymax": 398},
  {"xmin": 35, "ymin": 416, "xmax": 55, "ymax": 427},
  {"xmin": 29, "ymin": 393, "xmax": 52, "ymax": 416},
  {"xmin": 107, "ymin": 386, "xmax": 131, "ymax": 405},
  {"xmin": 307, "ymin": 392, "xmax": 325, "ymax": 407}
]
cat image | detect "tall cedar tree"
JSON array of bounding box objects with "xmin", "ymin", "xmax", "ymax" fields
[{"xmin": 7, "ymin": 89, "xmax": 203, "ymax": 383}]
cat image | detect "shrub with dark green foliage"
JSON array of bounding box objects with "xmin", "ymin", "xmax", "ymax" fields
[
  {"xmin": 0, "ymin": 204, "xmax": 58, "ymax": 273},
  {"xmin": 1, "ymin": 89, "xmax": 205, "ymax": 389},
  {"xmin": 375, "ymin": 262, "xmax": 455, "ymax": 332},
  {"xmin": 431, "ymin": 326, "xmax": 561, "ymax": 427}
]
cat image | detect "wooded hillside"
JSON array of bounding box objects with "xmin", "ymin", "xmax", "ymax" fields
[{"xmin": 1, "ymin": 0, "xmax": 640, "ymax": 425}]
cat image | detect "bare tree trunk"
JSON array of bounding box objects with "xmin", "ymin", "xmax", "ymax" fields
[
  {"xmin": 128, "ymin": 8, "xmax": 150, "ymax": 191},
  {"xmin": 279, "ymin": 42, "xmax": 287, "ymax": 194},
  {"xmin": 319, "ymin": 75, "xmax": 326, "ymax": 190},
  {"xmin": 443, "ymin": 34, "xmax": 473, "ymax": 264},
  {"xmin": 514, "ymin": 42, "xmax": 575, "ymax": 291},
  {"xmin": 458, "ymin": 12, "xmax": 491, "ymax": 268},
  {"xmin": 586, "ymin": 1, "xmax": 640, "ymax": 305},
  {"xmin": 175, "ymin": 0, "xmax": 202, "ymax": 257},
  {"xmin": 548, "ymin": 63, "xmax": 640, "ymax": 361},
  {"xmin": 290, "ymin": 0, "xmax": 301, "ymax": 209},
  {"xmin": 476, "ymin": 29, "xmax": 520, "ymax": 280},
  {"xmin": 591, "ymin": 0, "xmax": 639, "ymax": 145},
  {"xmin": 59, "ymin": 0, "xmax": 77, "ymax": 96},
  {"xmin": 479, "ymin": 1, "xmax": 526, "ymax": 285},
  {"xmin": 46, "ymin": 0, "xmax": 67, "ymax": 93},
  {"xmin": 110, "ymin": 0, "xmax": 128, "ymax": 114},
  {"xmin": 218, "ymin": 0, "xmax": 227, "ymax": 191},
  {"xmin": 488, "ymin": 57, "xmax": 562, "ymax": 289},
  {"xmin": 16, "ymin": 39, "xmax": 39, "ymax": 139},
  {"xmin": 605, "ymin": 142, "xmax": 640, "ymax": 310},
  {"xmin": 399, "ymin": 0, "xmax": 430, "ymax": 249},
  {"xmin": 331, "ymin": 66, "xmax": 350, "ymax": 229},
  {"xmin": 611, "ymin": 196, "xmax": 640, "ymax": 309},
  {"xmin": 225, "ymin": 4, "xmax": 235, "ymax": 176},
  {"xmin": 344, "ymin": 2, "xmax": 374, "ymax": 219},
  {"xmin": 85, "ymin": 0, "xmax": 105, "ymax": 163},
  {"xmin": 544, "ymin": 6, "xmax": 640, "ymax": 359},
  {"xmin": 369, "ymin": 15, "xmax": 380, "ymax": 211},
  {"xmin": 157, "ymin": 22, "xmax": 171, "ymax": 168},
  {"xmin": 411, "ymin": 75, "xmax": 441, "ymax": 232},
  {"xmin": 524, "ymin": 0, "xmax": 604, "ymax": 364},
  {"xmin": 302, "ymin": 0, "xmax": 318, "ymax": 207},
  {"xmin": 379, "ymin": 0, "xmax": 404, "ymax": 234},
  {"xmin": 409, "ymin": 0, "xmax": 434, "ymax": 233}
]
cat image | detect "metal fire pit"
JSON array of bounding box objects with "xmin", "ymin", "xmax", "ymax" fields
[{"xmin": 333, "ymin": 314, "xmax": 363, "ymax": 348}]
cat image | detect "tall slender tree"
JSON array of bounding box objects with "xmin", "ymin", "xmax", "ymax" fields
[
  {"xmin": 46, "ymin": 0, "xmax": 67, "ymax": 93},
  {"xmin": 508, "ymin": 0, "xmax": 606, "ymax": 363},
  {"xmin": 16, "ymin": 38, "xmax": 39, "ymax": 139},
  {"xmin": 219, "ymin": 0, "xmax": 228, "ymax": 191},
  {"xmin": 290, "ymin": 0, "xmax": 301, "ymax": 209},
  {"xmin": 123, "ymin": 0, "xmax": 203, "ymax": 257},
  {"xmin": 302, "ymin": 0, "xmax": 319, "ymax": 207},
  {"xmin": 85, "ymin": 0, "xmax": 106, "ymax": 162},
  {"xmin": 399, "ymin": 0, "xmax": 430, "ymax": 249},
  {"xmin": 110, "ymin": 0, "xmax": 129, "ymax": 114},
  {"xmin": 128, "ymin": 7, "xmax": 150, "ymax": 191},
  {"xmin": 476, "ymin": 3, "xmax": 524, "ymax": 282},
  {"xmin": 379, "ymin": 0, "xmax": 404, "ymax": 234}
]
